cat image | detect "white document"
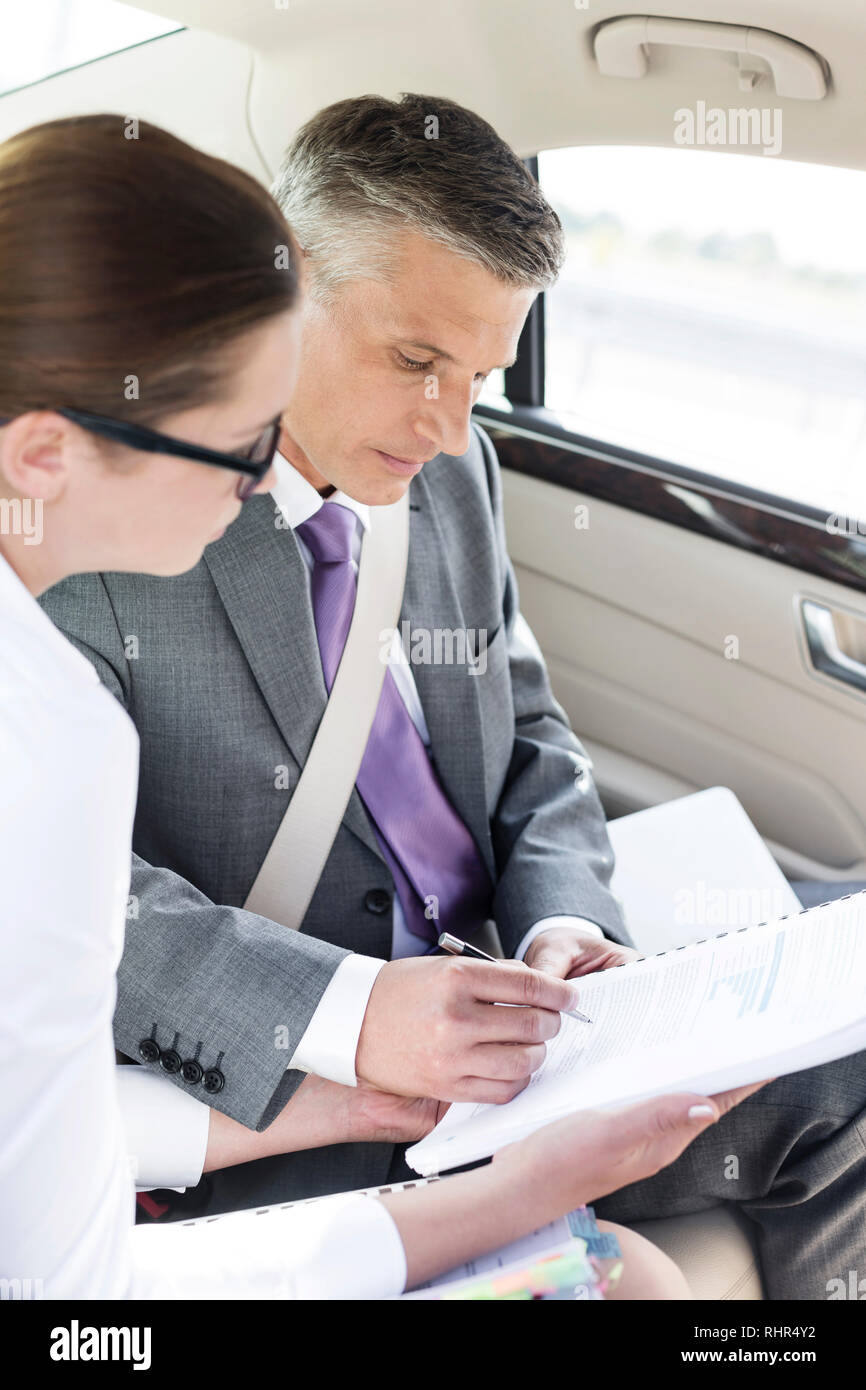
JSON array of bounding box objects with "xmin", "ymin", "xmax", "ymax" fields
[
  {"xmin": 407, "ymin": 891, "xmax": 866, "ymax": 1177},
  {"xmin": 608, "ymin": 786, "xmax": 801, "ymax": 955}
]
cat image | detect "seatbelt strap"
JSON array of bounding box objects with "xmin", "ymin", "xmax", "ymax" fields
[{"xmin": 244, "ymin": 491, "xmax": 410, "ymax": 929}]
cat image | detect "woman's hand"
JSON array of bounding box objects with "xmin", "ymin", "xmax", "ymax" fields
[
  {"xmin": 380, "ymin": 1080, "xmax": 771, "ymax": 1290},
  {"xmin": 491, "ymin": 1079, "xmax": 772, "ymax": 1220},
  {"xmin": 203, "ymin": 1074, "xmax": 444, "ymax": 1173},
  {"xmin": 350, "ymin": 1081, "xmax": 448, "ymax": 1144}
]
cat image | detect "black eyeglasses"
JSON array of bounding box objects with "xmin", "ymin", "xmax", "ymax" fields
[{"xmin": 0, "ymin": 408, "xmax": 282, "ymax": 500}]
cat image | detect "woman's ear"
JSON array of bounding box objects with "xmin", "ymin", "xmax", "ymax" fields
[{"xmin": 0, "ymin": 413, "xmax": 70, "ymax": 502}]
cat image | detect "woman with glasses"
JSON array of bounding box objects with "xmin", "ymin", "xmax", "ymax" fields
[{"xmin": 0, "ymin": 113, "xmax": 756, "ymax": 1300}]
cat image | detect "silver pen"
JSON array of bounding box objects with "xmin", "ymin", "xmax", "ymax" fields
[{"xmin": 438, "ymin": 931, "xmax": 593, "ymax": 1023}]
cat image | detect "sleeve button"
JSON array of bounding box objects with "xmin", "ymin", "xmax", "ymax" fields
[
  {"xmin": 203, "ymin": 1067, "xmax": 225, "ymax": 1094},
  {"xmin": 181, "ymin": 1059, "xmax": 203, "ymax": 1085},
  {"xmin": 159, "ymin": 1048, "xmax": 182, "ymax": 1075},
  {"xmin": 138, "ymin": 1038, "xmax": 161, "ymax": 1064}
]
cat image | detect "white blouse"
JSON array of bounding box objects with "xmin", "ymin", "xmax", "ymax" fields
[{"xmin": 0, "ymin": 552, "xmax": 406, "ymax": 1299}]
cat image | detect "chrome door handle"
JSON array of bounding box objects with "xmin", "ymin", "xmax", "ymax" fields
[{"xmin": 801, "ymin": 599, "xmax": 866, "ymax": 693}]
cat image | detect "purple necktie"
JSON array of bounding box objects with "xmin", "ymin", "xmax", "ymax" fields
[{"xmin": 297, "ymin": 501, "xmax": 492, "ymax": 946}]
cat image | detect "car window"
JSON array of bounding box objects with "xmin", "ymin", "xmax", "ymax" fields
[
  {"xmin": 478, "ymin": 367, "xmax": 506, "ymax": 405},
  {"xmin": 0, "ymin": 0, "xmax": 181, "ymax": 97},
  {"xmin": 538, "ymin": 146, "xmax": 866, "ymax": 520}
]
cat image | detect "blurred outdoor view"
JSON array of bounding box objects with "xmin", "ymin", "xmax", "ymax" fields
[{"xmin": 537, "ymin": 145, "xmax": 866, "ymax": 519}]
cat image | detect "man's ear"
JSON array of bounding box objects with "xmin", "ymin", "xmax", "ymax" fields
[{"xmin": 0, "ymin": 413, "xmax": 70, "ymax": 502}]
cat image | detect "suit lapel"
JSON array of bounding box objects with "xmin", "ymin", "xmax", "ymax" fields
[
  {"xmin": 203, "ymin": 495, "xmax": 381, "ymax": 857},
  {"xmin": 404, "ymin": 471, "xmax": 494, "ymax": 879},
  {"xmin": 204, "ymin": 476, "xmax": 493, "ymax": 877}
]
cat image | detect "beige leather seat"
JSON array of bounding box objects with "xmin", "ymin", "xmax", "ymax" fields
[{"xmin": 630, "ymin": 1207, "xmax": 763, "ymax": 1300}]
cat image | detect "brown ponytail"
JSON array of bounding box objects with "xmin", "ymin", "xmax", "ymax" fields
[{"xmin": 0, "ymin": 114, "xmax": 299, "ymax": 425}]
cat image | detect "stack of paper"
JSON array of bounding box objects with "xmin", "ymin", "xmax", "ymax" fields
[{"xmin": 407, "ymin": 891, "xmax": 866, "ymax": 1176}]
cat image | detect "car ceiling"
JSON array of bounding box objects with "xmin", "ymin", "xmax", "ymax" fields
[{"xmin": 119, "ymin": 0, "xmax": 866, "ymax": 172}]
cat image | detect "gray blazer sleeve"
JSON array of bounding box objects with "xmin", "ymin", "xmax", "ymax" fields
[
  {"xmin": 40, "ymin": 574, "xmax": 351, "ymax": 1131},
  {"xmin": 473, "ymin": 424, "xmax": 631, "ymax": 954}
]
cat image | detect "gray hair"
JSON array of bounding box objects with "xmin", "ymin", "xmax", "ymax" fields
[{"xmin": 271, "ymin": 92, "xmax": 564, "ymax": 303}]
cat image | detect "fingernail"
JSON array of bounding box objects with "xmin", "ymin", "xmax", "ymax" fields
[
  {"xmin": 568, "ymin": 986, "xmax": 582, "ymax": 1010},
  {"xmin": 688, "ymin": 1104, "xmax": 715, "ymax": 1119}
]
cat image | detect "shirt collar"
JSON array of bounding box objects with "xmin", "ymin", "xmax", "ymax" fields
[{"xmin": 270, "ymin": 449, "xmax": 371, "ymax": 534}]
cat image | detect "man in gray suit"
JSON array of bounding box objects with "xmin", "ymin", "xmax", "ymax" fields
[
  {"xmin": 43, "ymin": 94, "xmax": 866, "ymax": 1297},
  {"xmin": 43, "ymin": 93, "xmax": 630, "ymax": 1214}
]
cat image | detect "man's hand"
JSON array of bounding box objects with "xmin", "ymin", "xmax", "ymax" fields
[
  {"xmin": 524, "ymin": 926, "xmax": 641, "ymax": 980},
  {"xmin": 355, "ymin": 955, "xmax": 582, "ymax": 1104}
]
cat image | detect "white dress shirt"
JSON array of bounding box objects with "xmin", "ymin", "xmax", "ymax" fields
[
  {"xmin": 0, "ymin": 550, "xmax": 406, "ymax": 1299},
  {"xmin": 116, "ymin": 1064, "xmax": 211, "ymax": 1191}
]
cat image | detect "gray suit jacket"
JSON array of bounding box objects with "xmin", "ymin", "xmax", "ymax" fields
[{"xmin": 41, "ymin": 423, "xmax": 628, "ymax": 1209}]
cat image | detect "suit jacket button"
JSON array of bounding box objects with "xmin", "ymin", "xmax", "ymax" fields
[
  {"xmin": 203, "ymin": 1067, "xmax": 225, "ymax": 1094},
  {"xmin": 181, "ymin": 1059, "xmax": 203, "ymax": 1085},
  {"xmin": 138, "ymin": 1038, "xmax": 161, "ymax": 1064},
  {"xmin": 159, "ymin": 1048, "xmax": 182, "ymax": 1075},
  {"xmin": 364, "ymin": 888, "xmax": 391, "ymax": 915}
]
